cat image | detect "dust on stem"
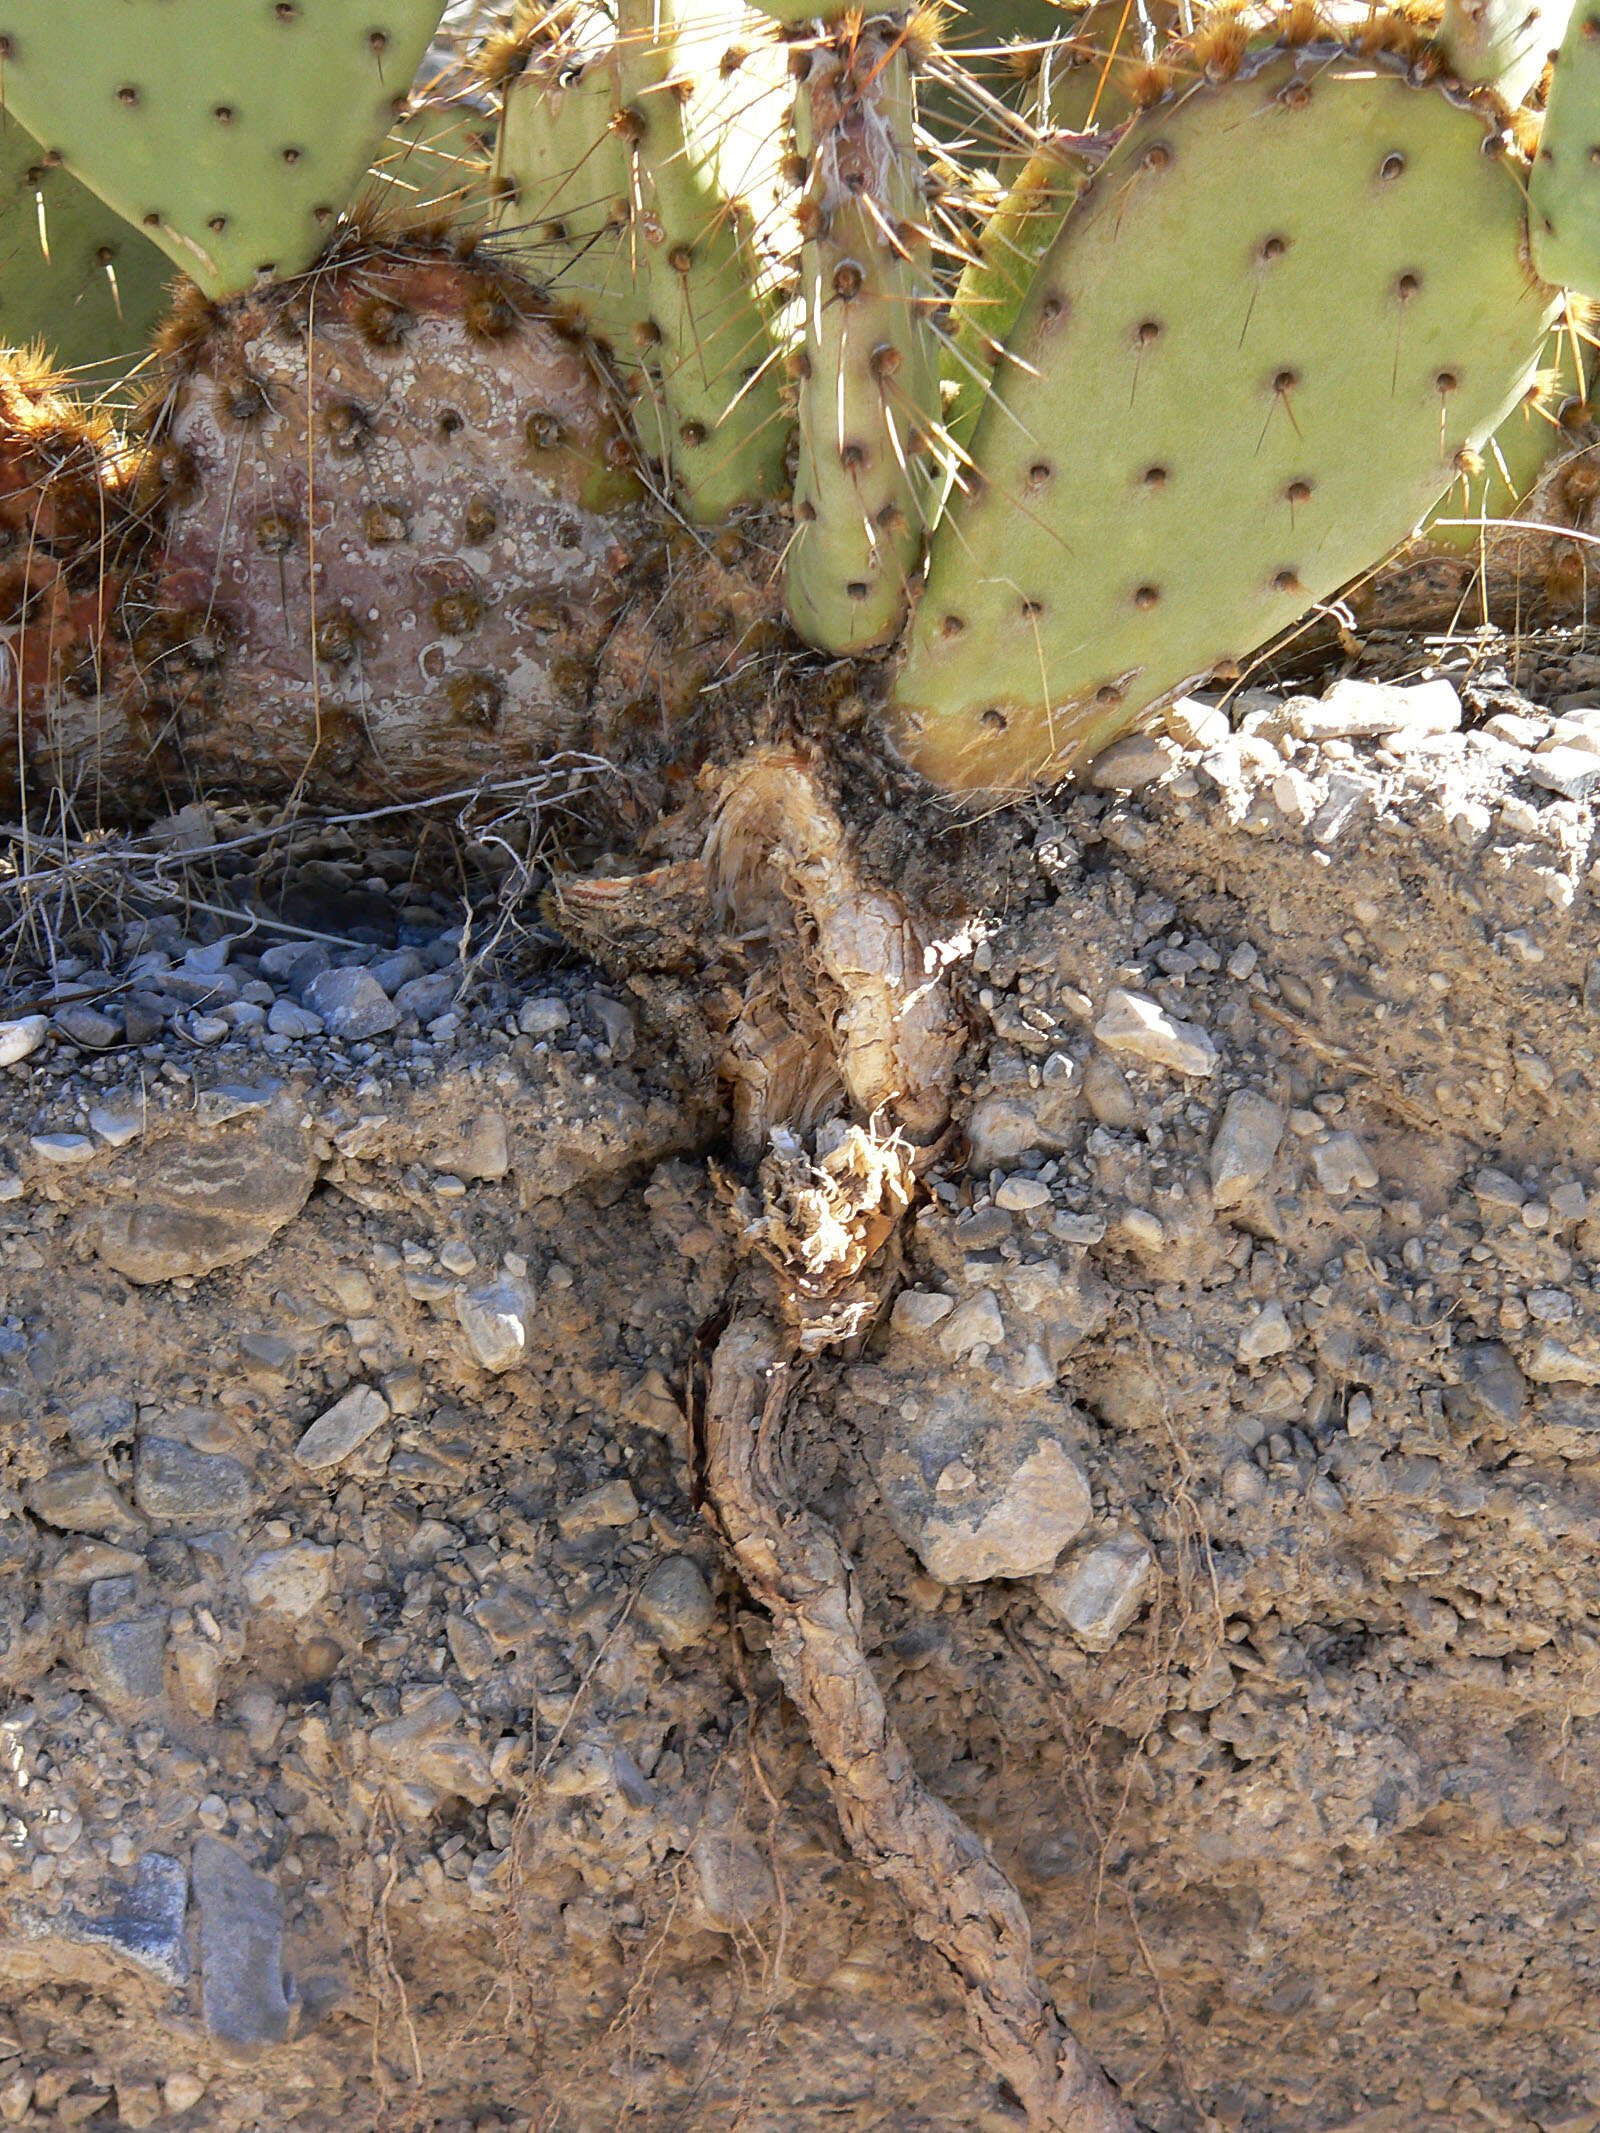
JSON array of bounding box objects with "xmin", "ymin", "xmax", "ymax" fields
[{"xmin": 702, "ymin": 1314, "xmax": 1141, "ymax": 2133}]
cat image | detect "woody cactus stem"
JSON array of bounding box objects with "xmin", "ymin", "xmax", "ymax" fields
[
  {"xmin": 785, "ymin": 15, "xmax": 941, "ymax": 655},
  {"xmin": 704, "ymin": 1318, "xmax": 1141, "ymax": 2133}
]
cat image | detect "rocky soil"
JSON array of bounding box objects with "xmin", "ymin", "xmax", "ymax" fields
[{"xmin": 4, "ymin": 641, "xmax": 1600, "ymax": 2131}]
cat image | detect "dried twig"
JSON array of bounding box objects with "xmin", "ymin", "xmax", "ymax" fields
[{"xmin": 702, "ymin": 1315, "xmax": 1141, "ymax": 2133}]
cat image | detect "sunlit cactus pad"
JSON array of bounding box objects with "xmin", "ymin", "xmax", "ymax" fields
[
  {"xmin": 891, "ymin": 47, "xmax": 1557, "ymax": 792},
  {"xmin": 1531, "ymin": 1, "xmax": 1600, "ymax": 295},
  {"xmin": 0, "ymin": 0, "xmax": 447, "ymax": 297}
]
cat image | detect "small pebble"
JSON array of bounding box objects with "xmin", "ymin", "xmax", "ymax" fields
[
  {"xmin": 995, "ymin": 1174, "xmax": 1051, "ymax": 1213},
  {"xmin": 1094, "ymin": 989, "xmax": 1218, "ymax": 1077}
]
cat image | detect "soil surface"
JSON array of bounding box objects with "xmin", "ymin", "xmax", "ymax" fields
[{"xmin": 3, "ymin": 637, "xmax": 1600, "ymax": 2133}]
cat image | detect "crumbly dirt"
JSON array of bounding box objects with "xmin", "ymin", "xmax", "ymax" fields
[{"xmin": 5, "ymin": 633, "xmax": 1600, "ymax": 2133}]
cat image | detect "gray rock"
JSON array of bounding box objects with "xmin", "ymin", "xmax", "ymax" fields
[
  {"xmin": 995, "ymin": 1174, "xmax": 1051, "ymax": 1213},
  {"xmin": 265, "ymin": 999, "xmax": 323, "ymax": 1040},
  {"xmin": 66, "ymin": 1395, "xmax": 136, "ymax": 1458},
  {"xmin": 0, "ymin": 1015, "xmax": 48, "ymax": 1065},
  {"xmin": 155, "ymin": 966, "xmax": 240, "ymax": 1007},
  {"xmin": 1222, "ymin": 1457, "xmax": 1267, "ymax": 1506},
  {"xmin": 1311, "ymin": 1131, "xmax": 1379, "ymax": 1197},
  {"xmin": 1035, "ymin": 1530, "xmax": 1154, "ymax": 1650},
  {"xmin": 134, "ymin": 1439, "xmax": 256, "ymax": 1524},
  {"xmin": 1237, "ymin": 1301, "xmax": 1293, "ymax": 1366},
  {"xmin": 874, "ymin": 1391, "xmax": 1093, "ymax": 1583},
  {"xmin": 690, "ymin": 1827, "xmax": 775, "ymax": 1933},
  {"xmin": 636, "ymin": 1557, "xmax": 715, "ymax": 1650},
  {"xmin": 88, "ymin": 1107, "xmax": 144, "ymax": 1149},
  {"xmin": 1525, "ymin": 1336, "xmax": 1600, "ymax": 1386},
  {"xmin": 194, "ymin": 1083, "xmax": 277, "ymax": 1128},
  {"xmin": 455, "ymin": 1278, "xmax": 532, "ymax": 1372},
  {"xmin": 393, "ymin": 970, "xmax": 457, "ymax": 1023},
  {"xmin": 241, "ymin": 1542, "xmax": 333, "ymax": 1618},
  {"xmin": 1448, "ymin": 1341, "xmax": 1527, "ymax": 1430},
  {"xmin": 1001, "ymin": 1258, "xmax": 1113, "ymax": 1365},
  {"xmin": 53, "ymin": 1005, "xmax": 120, "ymax": 1050},
  {"xmin": 557, "ymin": 1479, "xmax": 638, "ymax": 1539},
  {"xmin": 890, "ymin": 1289, "xmax": 955, "ymax": 1338},
  {"xmin": 366, "ymin": 948, "xmax": 424, "ymax": 995},
  {"xmin": 587, "ymin": 993, "xmax": 635, "ymax": 1056},
  {"xmin": 965, "ymin": 1088, "xmax": 1076, "ymax": 1168},
  {"xmin": 95, "ymin": 1093, "xmax": 318, "ymax": 1284},
  {"xmin": 26, "ymin": 1466, "xmax": 137, "ymax": 1534},
  {"xmin": 61, "ymin": 1851, "xmax": 189, "ymax": 1984},
  {"xmin": 938, "ymin": 1289, "xmax": 1006, "ymax": 1361},
  {"xmin": 84, "ymin": 1615, "xmax": 167, "ymax": 1711},
  {"xmin": 1087, "ymin": 732, "xmax": 1181, "ymax": 792},
  {"xmin": 1293, "ymin": 676, "xmax": 1461, "ymax": 740},
  {"xmin": 1310, "ymin": 773, "xmax": 1371, "ymax": 845},
  {"xmin": 517, "ymin": 995, "xmax": 570, "ymax": 1038},
  {"xmin": 1082, "ymin": 1051, "xmax": 1141, "ymax": 1126},
  {"xmin": 294, "ymin": 1385, "xmax": 389, "ymax": 1469},
  {"xmin": 1094, "ymin": 989, "xmax": 1217, "ymax": 1077},
  {"xmin": 1528, "ymin": 745, "xmax": 1600, "ymax": 801},
  {"xmin": 1209, "ymin": 1089, "xmax": 1286, "ymax": 1210},
  {"xmin": 452, "ymin": 1108, "xmax": 509, "ymax": 1182},
  {"xmin": 29, "ymin": 1133, "xmax": 96, "ymax": 1167},
  {"xmin": 302, "ymin": 966, "xmax": 399, "ymax": 1041},
  {"xmin": 191, "ymin": 1835, "xmax": 296, "ymax": 2049}
]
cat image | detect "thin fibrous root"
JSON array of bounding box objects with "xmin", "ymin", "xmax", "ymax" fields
[{"xmin": 702, "ymin": 1316, "xmax": 1142, "ymax": 2133}]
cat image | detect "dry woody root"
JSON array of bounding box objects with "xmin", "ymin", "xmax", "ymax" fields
[{"xmin": 703, "ymin": 1314, "xmax": 1141, "ymax": 2133}]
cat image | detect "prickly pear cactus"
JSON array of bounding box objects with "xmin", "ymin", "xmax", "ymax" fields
[
  {"xmin": 491, "ymin": 6, "xmax": 643, "ymax": 353},
  {"xmin": 0, "ymin": 119, "xmax": 171, "ymax": 389},
  {"xmin": 944, "ymin": 141, "xmax": 1080, "ymax": 456},
  {"xmin": 1531, "ymin": 2, "xmax": 1600, "ymax": 295},
  {"xmin": 493, "ymin": 0, "xmax": 791, "ymax": 520},
  {"xmin": 32, "ymin": 239, "xmax": 644, "ymax": 801},
  {"xmin": 0, "ymin": 0, "xmax": 448, "ymax": 297},
  {"xmin": 1441, "ymin": 0, "xmax": 1574, "ymax": 101},
  {"xmin": 0, "ymin": 353, "xmax": 140, "ymax": 750},
  {"xmin": 891, "ymin": 45, "xmax": 1559, "ymax": 792},
  {"xmin": 364, "ymin": 102, "xmax": 497, "ymax": 228},
  {"xmin": 785, "ymin": 18, "xmax": 941, "ymax": 654}
]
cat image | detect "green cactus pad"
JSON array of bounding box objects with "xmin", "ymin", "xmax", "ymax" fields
[
  {"xmin": 494, "ymin": 9, "xmax": 642, "ymax": 353},
  {"xmin": 0, "ymin": 112, "xmax": 170, "ymax": 389},
  {"xmin": 614, "ymin": 0, "xmax": 791, "ymax": 521},
  {"xmin": 1531, "ymin": 2, "xmax": 1600, "ymax": 293},
  {"xmin": 0, "ymin": 0, "xmax": 449, "ymax": 298},
  {"xmin": 1440, "ymin": 0, "xmax": 1573, "ymax": 103},
  {"xmin": 891, "ymin": 49, "xmax": 1556, "ymax": 792},
  {"xmin": 1424, "ymin": 323, "xmax": 1589, "ymax": 551},
  {"xmin": 363, "ymin": 102, "xmax": 497, "ymax": 228},
  {"xmin": 494, "ymin": 0, "xmax": 788, "ymax": 520},
  {"xmin": 786, "ymin": 26, "xmax": 941, "ymax": 653},
  {"xmin": 945, "ymin": 143, "xmax": 1079, "ymax": 456}
]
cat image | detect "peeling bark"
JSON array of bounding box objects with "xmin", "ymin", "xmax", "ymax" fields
[{"xmin": 703, "ymin": 1316, "xmax": 1141, "ymax": 2133}]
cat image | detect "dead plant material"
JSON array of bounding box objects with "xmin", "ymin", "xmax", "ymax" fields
[
  {"xmin": 714, "ymin": 1117, "xmax": 915, "ymax": 1349},
  {"xmin": 702, "ymin": 1316, "xmax": 1141, "ymax": 2133},
  {"xmin": 704, "ymin": 746, "xmax": 966, "ymax": 1154}
]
